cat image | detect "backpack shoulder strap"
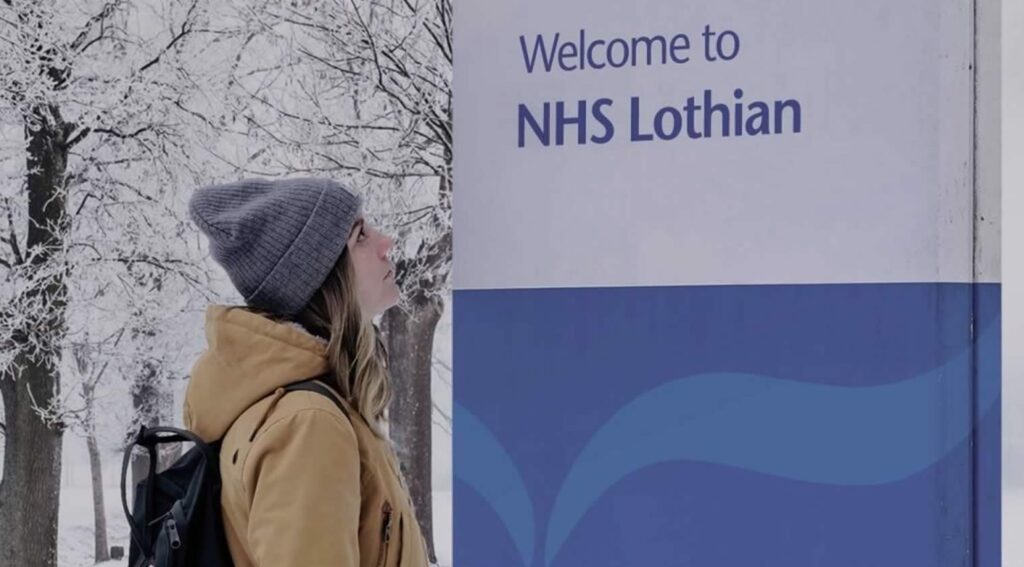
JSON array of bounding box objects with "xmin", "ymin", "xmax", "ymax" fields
[{"xmin": 283, "ymin": 378, "xmax": 350, "ymax": 419}]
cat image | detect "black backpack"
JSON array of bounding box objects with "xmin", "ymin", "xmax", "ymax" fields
[{"xmin": 121, "ymin": 378, "xmax": 347, "ymax": 567}]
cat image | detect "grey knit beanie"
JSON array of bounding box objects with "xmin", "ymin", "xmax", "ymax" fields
[{"xmin": 188, "ymin": 177, "xmax": 362, "ymax": 316}]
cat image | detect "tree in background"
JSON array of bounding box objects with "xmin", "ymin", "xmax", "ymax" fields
[
  {"xmin": 66, "ymin": 327, "xmax": 125, "ymax": 564},
  {"xmin": 0, "ymin": 1, "xmax": 230, "ymax": 564}
]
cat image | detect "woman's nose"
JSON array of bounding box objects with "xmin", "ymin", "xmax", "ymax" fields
[{"xmin": 381, "ymin": 233, "xmax": 395, "ymax": 255}]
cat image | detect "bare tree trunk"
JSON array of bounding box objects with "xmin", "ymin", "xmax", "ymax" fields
[
  {"xmin": 0, "ymin": 106, "xmax": 71, "ymax": 567},
  {"xmin": 81, "ymin": 377, "xmax": 110, "ymax": 563},
  {"xmin": 0, "ymin": 359, "xmax": 64, "ymax": 567},
  {"xmin": 86, "ymin": 426, "xmax": 110, "ymax": 563},
  {"xmin": 384, "ymin": 292, "xmax": 444, "ymax": 564}
]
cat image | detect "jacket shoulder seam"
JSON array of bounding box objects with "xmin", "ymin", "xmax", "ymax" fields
[{"xmin": 258, "ymin": 402, "xmax": 354, "ymax": 436}]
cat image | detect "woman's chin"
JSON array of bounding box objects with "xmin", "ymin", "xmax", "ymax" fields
[{"xmin": 381, "ymin": 291, "xmax": 401, "ymax": 313}]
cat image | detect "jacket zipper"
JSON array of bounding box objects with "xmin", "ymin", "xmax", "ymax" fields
[
  {"xmin": 378, "ymin": 501, "xmax": 394, "ymax": 567},
  {"xmin": 166, "ymin": 518, "xmax": 182, "ymax": 549}
]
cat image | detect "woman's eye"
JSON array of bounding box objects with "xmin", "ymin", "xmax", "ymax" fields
[{"xmin": 357, "ymin": 228, "xmax": 367, "ymax": 241}]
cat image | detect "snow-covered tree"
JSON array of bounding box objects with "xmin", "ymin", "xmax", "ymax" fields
[{"xmin": 0, "ymin": 1, "xmax": 240, "ymax": 563}]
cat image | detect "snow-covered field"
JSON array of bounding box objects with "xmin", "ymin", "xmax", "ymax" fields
[{"xmin": 57, "ymin": 451, "xmax": 130, "ymax": 567}]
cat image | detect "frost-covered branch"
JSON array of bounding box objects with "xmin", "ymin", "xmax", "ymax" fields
[{"xmin": 222, "ymin": 0, "xmax": 452, "ymax": 308}]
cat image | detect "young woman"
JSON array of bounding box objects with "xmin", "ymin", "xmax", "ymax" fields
[{"xmin": 183, "ymin": 177, "xmax": 428, "ymax": 566}]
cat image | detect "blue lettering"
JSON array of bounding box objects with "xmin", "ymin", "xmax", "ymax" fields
[
  {"xmin": 519, "ymin": 33, "xmax": 560, "ymax": 74},
  {"xmin": 703, "ymin": 89, "xmax": 730, "ymax": 138},
  {"xmin": 607, "ymin": 39, "xmax": 629, "ymax": 68},
  {"xmin": 654, "ymin": 106, "xmax": 682, "ymax": 139},
  {"xmin": 557, "ymin": 41, "xmax": 578, "ymax": 71},
  {"xmin": 630, "ymin": 97, "xmax": 653, "ymax": 142},
  {"xmin": 745, "ymin": 102, "xmax": 770, "ymax": 135},
  {"xmin": 683, "ymin": 96, "xmax": 702, "ymax": 139},
  {"xmin": 555, "ymin": 100, "xmax": 588, "ymax": 146},
  {"xmin": 591, "ymin": 99, "xmax": 615, "ymax": 144},
  {"xmin": 669, "ymin": 34, "xmax": 691, "ymax": 64},
  {"xmin": 774, "ymin": 99, "xmax": 802, "ymax": 133},
  {"xmin": 587, "ymin": 39, "xmax": 607, "ymax": 69},
  {"xmin": 629, "ymin": 35, "xmax": 668, "ymax": 66},
  {"xmin": 518, "ymin": 103, "xmax": 550, "ymax": 147}
]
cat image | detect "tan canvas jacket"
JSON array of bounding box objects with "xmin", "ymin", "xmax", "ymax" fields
[{"xmin": 184, "ymin": 304, "xmax": 430, "ymax": 567}]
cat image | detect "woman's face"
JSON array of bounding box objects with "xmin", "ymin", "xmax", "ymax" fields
[{"xmin": 346, "ymin": 216, "xmax": 400, "ymax": 319}]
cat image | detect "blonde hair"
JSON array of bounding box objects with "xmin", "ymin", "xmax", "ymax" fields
[{"xmin": 237, "ymin": 250, "xmax": 392, "ymax": 437}]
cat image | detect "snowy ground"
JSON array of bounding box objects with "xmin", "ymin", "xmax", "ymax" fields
[{"xmin": 57, "ymin": 456, "xmax": 130, "ymax": 567}]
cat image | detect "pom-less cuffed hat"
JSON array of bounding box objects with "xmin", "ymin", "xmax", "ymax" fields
[{"xmin": 188, "ymin": 177, "xmax": 361, "ymax": 316}]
